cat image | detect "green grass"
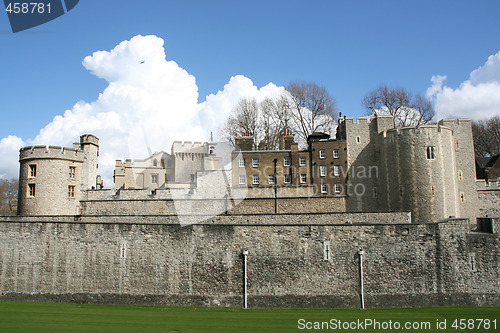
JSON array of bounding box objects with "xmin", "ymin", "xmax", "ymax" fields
[{"xmin": 0, "ymin": 301, "xmax": 498, "ymax": 332}]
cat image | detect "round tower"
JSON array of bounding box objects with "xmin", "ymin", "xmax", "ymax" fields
[{"xmin": 17, "ymin": 134, "xmax": 100, "ymax": 216}]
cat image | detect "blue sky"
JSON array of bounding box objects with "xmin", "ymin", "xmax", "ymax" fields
[{"xmin": 1, "ymin": 0, "xmax": 500, "ymax": 182}]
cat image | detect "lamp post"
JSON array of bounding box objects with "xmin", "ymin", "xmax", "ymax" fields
[
  {"xmin": 273, "ymin": 158, "xmax": 277, "ymax": 214},
  {"xmin": 358, "ymin": 248, "xmax": 365, "ymax": 309},
  {"xmin": 242, "ymin": 249, "xmax": 249, "ymax": 308}
]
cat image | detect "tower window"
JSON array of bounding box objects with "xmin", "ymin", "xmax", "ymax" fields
[
  {"xmin": 333, "ymin": 165, "xmax": 341, "ymax": 177},
  {"xmin": 323, "ymin": 241, "xmax": 331, "ymax": 261},
  {"xmin": 28, "ymin": 183, "xmax": 36, "ymax": 197},
  {"xmin": 153, "ymin": 159, "xmax": 158, "ymax": 167},
  {"xmin": 209, "ymin": 145, "xmax": 215, "ymax": 155},
  {"xmin": 300, "ymin": 174, "xmax": 307, "ymax": 184},
  {"xmin": 426, "ymin": 146, "xmax": 435, "ymax": 160},
  {"xmin": 320, "ymin": 166, "xmax": 327, "ymax": 177},
  {"xmin": 69, "ymin": 166, "xmax": 76, "ymax": 178},
  {"xmin": 284, "ymin": 174, "xmax": 291, "ymax": 184},
  {"xmin": 29, "ymin": 164, "xmax": 37, "ymax": 178},
  {"xmin": 151, "ymin": 174, "xmax": 158, "ymax": 184},
  {"xmin": 68, "ymin": 185, "xmax": 75, "ymax": 198}
]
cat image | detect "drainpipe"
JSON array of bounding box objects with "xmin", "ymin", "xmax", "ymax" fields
[
  {"xmin": 242, "ymin": 250, "xmax": 249, "ymax": 308},
  {"xmin": 358, "ymin": 248, "xmax": 365, "ymax": 309}
]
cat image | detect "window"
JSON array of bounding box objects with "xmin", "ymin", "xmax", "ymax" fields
[
  {"xmin": 320, "ymin": 165, "xmax": 327, "ymax": 177},
  {"xmin": 151, "ymin": 174, "xmax": 158, "ymax": 184},
  {"xmin": 299, "ymin": 157, "xmax": 306, "ymax": 166},
  {"xmin": 333, "ymin": 165, "xmax": 341, "ymax": 177},
  {"xmin": 284, "ymin": 174, "xmax": 291, "ymax": 184},
  {"xmin": 239, "ymin": 158, "xmax": 245, "ymax": 167},
  {"xmin": 300, "ymin": 174, "xmax": 307, "ymax": 184},
  {"xmin": 321, "ymin": 184, "xmax": 328, "ymax": 194},
  {"xmin": 69, "ymin": 166, "xmax": 76, "ymax": 178},
  {"xmin": 268, "ymin": 174, "xmax": 275, "ymax": 184},
  {"xmin": 334, "ymin": 183, "xmax": 342, "ymax": 194},
  {"xmin": 284, "ymin": 157, "xmax": 291, "ymax": 166},
  {"xmin": 323, "ymin": 241, "xmax": 331, "ymax": 261},
  {"xmin": 68, "ymin": 185, "xmax": 75, "ymax": 198},
  {"xmin": 29, "ymin": 164, "xmax": 36, "ymax": 178},
  {"xmin": 319, "ymin": 149, "xmax": 326, "ymax": 159},
  {"xmin": 28, "ymin": 183, "xmax": 36, "ymax": 197},
  {"xmin": 209, "ymin": 145, "xmax": 215, "ymax": 155},
  {"xmin": 356, "ymin": 136, "xmax": 361, "ymax": 143},
  {"xmin": 252, "ymin": 175, "xmax": 260, "ymax": 185},
  {"xmin": 426, "ymin": 146, "xmax": 435, "ymax": 160},
  {"xmin": 333, "ymin": 149, "xmax": 340, "ymax": 159},
  {"xmin": 252, "ymin": 158, "xmax": 259, "ymax": 168},
  {"xmin": 153, "ymin": 159, "xmax": 158, "ymax": 167},
  {"xmin": 239, "ymin": 175, "xmax": 246, "ymax": 185}
]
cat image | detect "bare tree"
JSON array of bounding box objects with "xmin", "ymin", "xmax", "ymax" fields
[
  {"xmin": 362, "ymin": 85, "xmax": 434, "ymax": 127},
  {"xmin": 287, "ymin": 81, "xmax": 337, "ymax": 144},
  {"xmin": 259, "ymin": 95, "xmax": 291, "ymax": 150},
  {"xmin": 472, "ymin": 116, "xmax": 500, "ymax": 157},
  {"xmin": 0, "ymin": 178, "xmax": 18, "ymax": 215},
  {"xmin": 220, "ymin": 98, "xmax": 260, "ymax": 148}
]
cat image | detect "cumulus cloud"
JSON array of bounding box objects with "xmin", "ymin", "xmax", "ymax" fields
[
  {"xmin": 427, "ymin": 51, "xmax": 500, "ymax": 121},
  {"xmin": 0, "ymin": 35, "xmax": 285, "ymax": 185}
]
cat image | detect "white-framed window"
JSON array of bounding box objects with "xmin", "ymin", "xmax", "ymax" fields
[
  {"xmin": 320, "ymin": 165, "xmax": 327, "ymax": 177},
  {"xmin": 239, "ymin": 158, "xmax": 245, "ymax": 167},
  {"xmin": 209, "ymin": 145, "xmax": 215, "ymax": 155},
  {"xmin": 284, "ymin": 157, "xmax": 291, "ymax": 166},
  {"xmin": 151, "ymin": 174, "xmax": 158, "ymax": 184},
  {"xmin": 29, "ymin": 164, "xmax": 37, "ymax": 178},
  {"xmin": 239, "ymin": 175, "xmax": 246, "ymax": 185},
  {"xmin": 321, "ymin": 184, "xmax": 328, "ymax": 194},
  {"xmin": 319, "ymin": 149, "xmax": 326, "ymax": 159},
  {"xmin": 333, "ymin": 149, "xmax": 340, "ymax": 159},
  {"xmin": 68, "ymin": 185, "xmax": 75, "ymax": 198},
  {"xmin": 334, "ymin": 183, "xmax": 342, "ymax": 194},
  {"xmin": 300, "ymin": 174, "xmax": 307, "ymax": 184},
  {"xmin": 333, "ymin": 165, "xmax": 341, "ymax": 177},
  {"xmin": 299, "ymin": 157, "xmax": 307, "ymax": 166},
  {"xmin": 284, "ymin": 174, "xmax": 291, "ymax": 184},
  {"xmin": 252, "ymin": 158, "xmax": 259, "ymax": 168},
  {"xmin": 69, "ymin": 166, "xmax": 76, "ymax": 179},
  {"xmin": 268, "ymin": 174, "xmax": 275, "ymax": 184},
  {"xmin": 426, "ymin": 146, "xmax": 435, "ymax": 160},
  {"xmin": 252, "ymin": 175, "xmax": 260, "ymax": 185},
  {"xmin": 28, "ymin": 183, "xmax": 36, "ymax": 197}
]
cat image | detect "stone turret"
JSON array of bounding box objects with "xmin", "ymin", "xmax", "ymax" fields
[{"xmin": 17, "ymin": 135, "xmax": 100, "ymax": 216}]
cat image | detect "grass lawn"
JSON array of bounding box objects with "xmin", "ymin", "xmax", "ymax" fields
[{"xmin": 0, "ymin": 301, "xmax": 498, "ymax": 332}]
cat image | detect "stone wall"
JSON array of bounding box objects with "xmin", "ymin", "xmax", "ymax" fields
[{"xmin": 0, "ymin": 217, "xmax": 497, "ymax": 308}]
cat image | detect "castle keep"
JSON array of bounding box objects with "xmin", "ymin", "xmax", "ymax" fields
[{"xmin": 1, "ymin": 115, "xmax": 498, "ymax": 308}]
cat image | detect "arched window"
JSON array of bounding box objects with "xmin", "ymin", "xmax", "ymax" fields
[{"xmin": 153, "ymin": 159, "xmax": 158, "ymax": 167}]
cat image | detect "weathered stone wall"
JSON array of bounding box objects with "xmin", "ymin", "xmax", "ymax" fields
[
  {"xmin": 477, "ymin": 190, "xmax": 500, "ymax": 217},
  {"xmin": 0, "ymin": 217, "xmax": 497, "ymax": 308}
]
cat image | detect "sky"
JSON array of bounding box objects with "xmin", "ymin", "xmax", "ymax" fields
[{"xmin": 1, "ymin": 0, "xmax": 500, "ymax": 185}]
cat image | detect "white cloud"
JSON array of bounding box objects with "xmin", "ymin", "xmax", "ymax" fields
[
  {"xmin": 427, "ymin": 51, "xmax": 500, "ymax": 121},
  {"xmin": 0, "ymin": 35, "xmax": 285, "ymax": 186}
]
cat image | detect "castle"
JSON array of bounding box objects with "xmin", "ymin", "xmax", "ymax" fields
[{"xmin": 1, "ymin": 115, "xmax": 498, "ymax": 308}]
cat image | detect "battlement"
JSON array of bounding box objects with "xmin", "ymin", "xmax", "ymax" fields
[
  {"xmin": 19, "ymin": 145, "xmax": 85, "ymax": 162},
  {"xmin": 171, "ymin": 141, "xmax": 206, "ymax": 154},
  {"xmin": 80, "ymin": 134, "xmax": 99, "ymax": 147},
  {"xmin": 383, "ymin": 123, "xmax": 453, "ymax": 138},
  {"xmin": 439, "ymin": 118, "xmax": 472, "ymax": 127}
]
